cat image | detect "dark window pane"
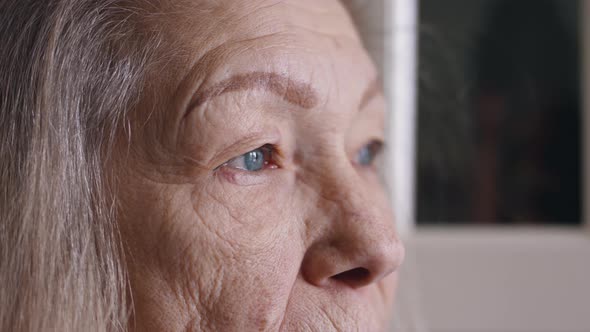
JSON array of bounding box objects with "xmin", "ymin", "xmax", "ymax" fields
[{"xmin": 416, "ymin": 0, "xmax": 581, "ymax": 225}]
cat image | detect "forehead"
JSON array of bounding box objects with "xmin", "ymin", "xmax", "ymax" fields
[
  {"xmin": 181, "ymin": 0, "xmax": 359, "ymax": 37},
  {"xmin": 157, "ymin": 0, "xmax": 377, "ymax": 106},
  {"xmin": 155, "ymin": 0, "xmax": 359, "ymax": 47}
]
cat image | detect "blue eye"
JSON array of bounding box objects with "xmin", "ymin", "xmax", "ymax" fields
[
  {"xmin": 243, "ymin": 149, "xmax": 265, "ymax": 171},
  {"xmin": 224, "ymin": 145, "xmax": 274, "ymax": 172},
  {"xmin": 356, "ymin": 140, "xmax": 384, "ymax": 166}
]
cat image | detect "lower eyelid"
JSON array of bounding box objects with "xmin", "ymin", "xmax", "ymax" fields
[{"xmin": 216, "ymin": 165, "xmax": 276, "ymax": 186}]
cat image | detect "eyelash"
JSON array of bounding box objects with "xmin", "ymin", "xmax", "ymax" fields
[
  {"xmin": 218, "ymin": 144, "xmax": 279, "ymax": 173},
  {"xmin": 218, "ymin": 139, "xmax": 384, "ymax": 175}
]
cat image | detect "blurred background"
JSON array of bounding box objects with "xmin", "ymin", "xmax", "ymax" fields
[
  {"xmin": 417, "ymin": 0, "xmax": 580, "ymax": 225},
  {"xmin": 345, "ymin": 0, "xmax": 590, "ymax": 331}
]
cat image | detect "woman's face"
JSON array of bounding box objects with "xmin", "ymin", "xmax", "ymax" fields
[{"xmin": 117, "ymin": 0, "xmax": 404, "ymax": 330}]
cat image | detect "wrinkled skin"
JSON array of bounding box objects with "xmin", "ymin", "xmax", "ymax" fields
[{"xmin": 116, "ymin": 0, "xmax": 404, "ymax": 331}]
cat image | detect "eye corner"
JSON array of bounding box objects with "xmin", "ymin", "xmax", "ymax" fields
[{"xmin": 368, "ymin": 139, "xmax": 385, "ymax": 153}]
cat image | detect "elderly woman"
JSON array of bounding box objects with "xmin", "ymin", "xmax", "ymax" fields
[{"xmin": 0, "ymin": 0, "xmax": 404, "ymax": 331}]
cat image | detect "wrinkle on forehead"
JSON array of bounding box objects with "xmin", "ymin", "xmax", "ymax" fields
[{"xmin": 140, "ymin": 0, "xmax": 363, "ymax": 89}]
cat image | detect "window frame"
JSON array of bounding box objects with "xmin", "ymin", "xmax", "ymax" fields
[
  {"xmin": 385, "ymin": 0, "xmax": 419, "ymax": 236},
  {"xmin": 583, "ymin": 0, "xmax": 590, "ymax": 234},
  {"xmin": 385, "ymin": 0, "xmax": 590, "ymax": 235}
]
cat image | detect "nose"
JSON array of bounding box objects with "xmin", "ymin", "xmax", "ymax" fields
[{"xmin": 300, "ymin": 187, "xmax": 405, "ymax": 289}]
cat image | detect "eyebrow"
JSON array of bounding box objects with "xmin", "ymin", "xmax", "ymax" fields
[
  {"xmin": 188, "ymin": 71, "xmax": 319, "ymax": 111},
  {"xmin": 187, "ymin": 71, "xmax": 382, "ymax": 114}
]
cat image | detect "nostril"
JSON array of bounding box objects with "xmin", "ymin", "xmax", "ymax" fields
[{"xmin": 331, "ymin": 267, "xmax": 371, "ymax": 286}]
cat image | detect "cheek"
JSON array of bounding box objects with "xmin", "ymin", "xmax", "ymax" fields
[
  {"xmin": 282, "ymin": 278, "xmax": 393, "ymax": 332},
  {"xmin": 376, "ymin": 272, "xmax": 400, "ymax": 323},
  {"xmin": 120, "ymin": 170, "xmax": 306, "ymax": 329},
  {"xmin": 173, "ymin": 175, "xmax": 306, "ymax": 328}
]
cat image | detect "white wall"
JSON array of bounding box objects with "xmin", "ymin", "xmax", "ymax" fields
[
  {"xmin": 584, "ymin": 0, "xmax": 590, "ymax": 232},
  {"xmin": 410, "ymin": 229, "xmax": 590, "ymax": 332}
]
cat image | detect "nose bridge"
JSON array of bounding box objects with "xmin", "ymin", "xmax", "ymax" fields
[
  {"xmin": 316, "ymin": 160, "xmax": 368, "ymax": 206},
  {"xmin": 319, "ymin": 165, "xmax": 390, "ymax": 233}
]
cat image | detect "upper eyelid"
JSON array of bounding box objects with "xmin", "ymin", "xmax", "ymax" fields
[
  {"xmin": 208, "ymin": 132, "xmax": 280, "ymax": 168},
  {"xmin": 218, "ymin": 144, "xmax": 279, "ymax": 170},
  {"xmin": 210, "ymin": 135, "xmax": 267, "ymax": 163},
  {"xmin": 360, "ymin": 139, "xmax": 385, "ymax": 155},
  {"xmin": 371, "ymin": 140, "xmax": 385, "ymax": 155}
]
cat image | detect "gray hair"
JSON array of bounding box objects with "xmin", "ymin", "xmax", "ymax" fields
[{"xmin": 0, "ymin": 1, "xmax": 157, "ymax": 330}]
